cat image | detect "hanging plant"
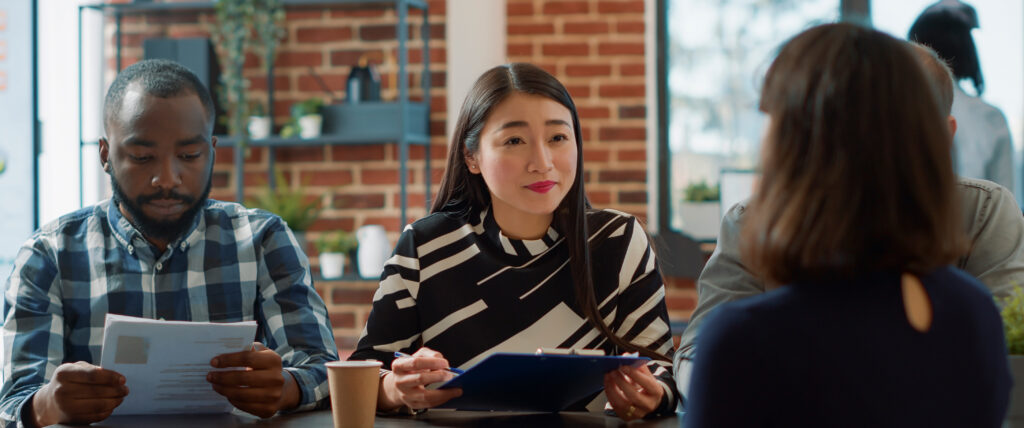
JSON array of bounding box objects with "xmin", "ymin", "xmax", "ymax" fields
[
  {"xmin": 251, "ymin": 0, "xmax": 286, "ymax": 76},
  {"xmin": 210, "ymin": 0, "xmax": 255, "ymax": 149}
]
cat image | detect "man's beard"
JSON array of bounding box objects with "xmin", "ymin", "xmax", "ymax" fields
[{"xmin": 110, "ymin": 171, "xmax": 212, "ymax": 244}]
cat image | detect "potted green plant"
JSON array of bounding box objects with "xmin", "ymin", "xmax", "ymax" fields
[
  {"xmin": 211, "ymin": 0, "xmax": 252, "ymax": 145},
  {"xmin": 247, "ymin": 101, "xmax": 271, "ymax": 140},
  {"xmin": 679, "ymin": 180, "xmax": 721, "ymax": 241},
  {"xmin": 250, "ymin": 0, "xmax": 286, "ymax": 78},
  {"xmin": 315, "ymin": 230, "xmax": 358, "ymax": 279},
  {"xmin": 245, "ymin": 170, "xmax": 322, "ymax": 253},
  {"xmin": 999, "ymin": 285, "xmax": 1024, "ymax": 426},
  {"xmin": 211, "ymin": 0, "xmax": 285, "ymax": 146},
  {"xmin": 294, "ymin": 98, "xmax": 324, "ymax": 139}
]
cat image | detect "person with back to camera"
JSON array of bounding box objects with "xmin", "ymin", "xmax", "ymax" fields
[
  {"xmin": 348, "ymin": 63, "xmax": 678, "ymax": 421},
  {"xmin": 684, "ymin": 23, "xmax": 1011, "ymax": 426},
  {"xmin": 909, "ymin": 0, "xmax": 1015, "ymax": 193},
  {"xmin": 673, "ymin": 26, "xmax": 1024, "ymax": 412}
]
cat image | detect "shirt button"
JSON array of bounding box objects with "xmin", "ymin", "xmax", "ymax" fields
[
  {"xmin": 127, "ymin": 244, "xmax": 134, "ymax": 254},
  {"xmin": 180, "ymin": 242, "xmax": 188, "ymax": 251},
  {"xmin": 155, "ymin": 262, "xmax": 163, "ymax": 271}
]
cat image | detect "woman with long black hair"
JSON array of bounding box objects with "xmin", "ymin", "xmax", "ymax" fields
[{"xmin": 349, "ymin": 63, "xmax": 677, "ymax": 421}]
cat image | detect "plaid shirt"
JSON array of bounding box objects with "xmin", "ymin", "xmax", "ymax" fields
[{"xmin": 0, "ymin": 199, "xmax": 337, "ymax": 426}]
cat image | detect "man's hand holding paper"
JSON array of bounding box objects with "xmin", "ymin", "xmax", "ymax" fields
[
  {"xmin": 27, "ymin": 362, "xmax": 129, "ymax": 427},
  {"xmin": 207, "ymin": 342, "xmax": 300, "ymax": 418}
]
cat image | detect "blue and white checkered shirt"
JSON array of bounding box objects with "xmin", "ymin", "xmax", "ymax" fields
[{"xmin": 0, "ymin": 199, "xmax": 337, "ymax": 426}]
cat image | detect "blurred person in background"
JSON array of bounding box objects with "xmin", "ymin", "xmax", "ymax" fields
[{"xmin": 909, "ymin": 0, "xmax": 1015, "ymax": 193}]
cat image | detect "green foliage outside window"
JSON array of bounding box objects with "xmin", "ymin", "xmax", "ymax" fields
[
  {"xmin": 683, "ymin": 181, "xmax": 720, "ymax": 202},
  {"xmin": 999, "ymin": 284, "xmax": 1024, "ymax": 354}
]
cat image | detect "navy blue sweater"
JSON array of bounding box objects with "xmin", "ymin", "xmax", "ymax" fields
[{"xmin": 686, "ymin": 266, "xmax": 1011, "ymax": 427}]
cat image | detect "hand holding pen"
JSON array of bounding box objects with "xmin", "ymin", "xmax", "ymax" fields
[
  {"xmin": 394, "ymin": 351, "xmax": 465, "ymax": 375},
  {"xmin": 379, "ymin": 347, "xmax": 463, "ymax": 411}
]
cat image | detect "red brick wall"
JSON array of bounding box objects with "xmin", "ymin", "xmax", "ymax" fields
[
  {"xmin": 505, "ymin": 0, "xmax": 696, "ymax": 332},
  {"xmin": 107, "ymin": 1, "xmax": 447, "ymax": 234},
  {"xmin": 104, "ymin": 0, "xmax": 696, "ymax": 355},
  {"xmin": 506, "ymin": 0, "xmax": 649, "ymax": 218}
]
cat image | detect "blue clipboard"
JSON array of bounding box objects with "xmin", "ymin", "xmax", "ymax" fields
[{"xmin": 435, "ymin": 352, "xmax": 650, "ymax": 412}]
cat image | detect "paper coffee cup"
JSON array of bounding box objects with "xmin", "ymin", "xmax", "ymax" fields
[{"xmin": 326, "ymin": 360, "xmax": 382, "ymax": 428}]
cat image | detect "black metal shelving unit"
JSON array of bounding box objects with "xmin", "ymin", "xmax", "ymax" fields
[{"xmin": 78, "ymin": 0, "xmax": 431, "ymax": 225}]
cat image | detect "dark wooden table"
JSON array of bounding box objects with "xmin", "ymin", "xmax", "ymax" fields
[{"xmin": 63, "ymin": 409, "xmax": 682, "ymax": 427}]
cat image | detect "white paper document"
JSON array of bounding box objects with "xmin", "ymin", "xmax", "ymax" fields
[{"xmin": 99, "ymin": 314, "xmax": 258, "ymax": 415}]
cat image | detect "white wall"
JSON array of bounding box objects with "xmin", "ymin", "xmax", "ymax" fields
[
  {"xmin": 644, "ymin": 0, "xmax": 659, "ymax": 233},
  {"xmin": 445, "ymin": 0, "xmax": 506, "ymax": 141},
  {"xmin": 38, "ymin": 0, "xmax": 106, "ymax": 226}
]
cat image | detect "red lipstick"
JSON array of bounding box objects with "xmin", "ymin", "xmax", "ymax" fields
[{"xmin": 526, "ymin": 181, "xmax": 556, "ymax": 193}]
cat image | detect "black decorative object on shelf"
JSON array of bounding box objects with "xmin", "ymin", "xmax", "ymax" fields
[
  {"xmin": 143, "ymin": 37, "xmax": 225, "ymax": 135},
  {"xmin": 346, "ymin": 56, "xmax": 381, "ymax": 104}
]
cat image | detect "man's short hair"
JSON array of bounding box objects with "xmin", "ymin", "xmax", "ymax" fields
[
  {"xmin": 103, "ymin": 59, "xmax": 216, "ymax": 132},
  {"xmin": 910, "ymin": 42, "xmax": 955, "ymax": 115}
]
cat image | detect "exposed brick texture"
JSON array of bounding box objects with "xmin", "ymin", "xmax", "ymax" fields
[
  {"xmin": 507, "ymin": 0, "xmax": 650, "ymax": 221},
  {"xmin": 103, "ymin": 0, "xmax": 693, "ymax": 353}
]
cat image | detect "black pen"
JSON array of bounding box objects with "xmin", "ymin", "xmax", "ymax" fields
[{"xmin": 393, "ymin": 351, "xmax": 465, "ymax": 375}]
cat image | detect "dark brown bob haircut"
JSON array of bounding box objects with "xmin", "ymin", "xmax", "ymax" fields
[
  {"xmin": 743, "ymin": 23, "xmax": 965, "ymax": 285},
  {"xmin": 432, "ymin": 63, "xmax": 665, "ymax": 361}
]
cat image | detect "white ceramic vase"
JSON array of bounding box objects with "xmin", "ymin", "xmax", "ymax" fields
[
  {"xmin": 679, "ymin": 201, "xmax": 722, "ymax": 241},
  {"xmin": 299, "ymin": 114, "xmax": 322, "ymax": 139},
  {"xmin": 356, "ymin": 225, "xmax": 390, "ymax": 280},
  {"xmin": 319, "ymin": 252, "xmax": 345, "ymax": 279},
  {"xmin": 247, "ymin": 116, "xmax": 271, "ymax": 140}
]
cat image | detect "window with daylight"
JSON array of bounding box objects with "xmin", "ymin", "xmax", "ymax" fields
[{"xmin": 655, "ymin": 0, "xmax": 1021, "ymax": 254}]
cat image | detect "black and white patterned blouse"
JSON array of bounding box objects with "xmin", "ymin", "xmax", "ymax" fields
[{"xmin": 351, "ymin": 206, "xmax": 677, "ymax": 413}]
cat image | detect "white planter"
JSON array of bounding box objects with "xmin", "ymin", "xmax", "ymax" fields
[
  {"xmin": 298, "ymin": 114, "xmax": 322, "ymax": 139},
  {"xmin": 356, "ymin": 225, "xmax": 390, "ymax": 280},
  {"xmin": 247, "ymin": 116, "xmax": 272, "ymax": 140},
  {"xmin": 679, "ymin": 201, "xmax": 722, "ymax": 241},
  {"xmin": 319, "ymin": 252, "xmax": 346, "ymax": 279},
  {"xmin": 1007, "ymin": 355, "xmax": 1024, "ymax": 427}
]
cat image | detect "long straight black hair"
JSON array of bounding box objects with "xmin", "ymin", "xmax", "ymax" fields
[{"xmin": 432, "ymin": 63, "xmax": 664, "ymax": 361}]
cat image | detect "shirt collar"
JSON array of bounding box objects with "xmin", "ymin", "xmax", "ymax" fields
[
  {"xmin": 476, "ymin": 206, "xmax": 561, "ymax": 258},
  {"xmin": 105, "ymin": 198, "xmax": 206, "ymax": 254}
]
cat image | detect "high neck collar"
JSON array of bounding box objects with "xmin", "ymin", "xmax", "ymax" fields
[{"xmin": 475, "ymin": 206, "xmax": 561, "ymax": 258}]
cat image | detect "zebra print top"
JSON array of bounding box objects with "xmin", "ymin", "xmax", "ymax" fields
[{"xmin": 351, "ymin": 206, "xmax": 677, "ymax": 413}]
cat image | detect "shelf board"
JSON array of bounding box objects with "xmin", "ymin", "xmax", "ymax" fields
[
  {"xmin": 219, "ymin": 101, "xmax": 430, "ymax": 147},
  {"xmin": 217, "ymin": 133, "xmax": 429, "ymax": 147},
  {"xmin": 82, "ymin": 0, "xmax": 427, "ymax": 14}
]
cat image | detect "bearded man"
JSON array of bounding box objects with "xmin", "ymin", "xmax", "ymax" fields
[{"xmin": 1, "ymin": 59, "xmax": 337, "ymax": 427}]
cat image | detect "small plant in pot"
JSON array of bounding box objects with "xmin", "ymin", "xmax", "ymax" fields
[
  {"xmin": 247, "ymin": 101, "xmax": 272, "ymax": 140},
  {"xmin": 315, "ymin": 230, "xmax": 358, "ymax": 279},
  {"xmin": 679, "ymin": 180, "xmax": 721, "ymax": 241},
  {"xmin": 1000, "ymin": 285, "xmax": 1024, "ymax": 425},
  {"xmin": 293, "ymin": 98, "xmax": 324, "ymax": 139}
]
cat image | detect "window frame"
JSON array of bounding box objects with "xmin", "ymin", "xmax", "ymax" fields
[{"xmin": 649, "ymin": 0, "xmax": 870, "ymax": 278}]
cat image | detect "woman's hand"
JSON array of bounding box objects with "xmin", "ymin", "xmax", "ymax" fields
[
  {"xmin": 603, "ymin": 364, "xmax": 665, "ymax": 422},
  {"xmin": 379, "ymin": 347, "xmax": 462, "ymax": 411}
]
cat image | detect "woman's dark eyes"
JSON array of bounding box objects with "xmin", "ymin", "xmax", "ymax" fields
[
  {"xmin": 181, "ymin": 153, "xmax": 201, "ymax": 160},
  {"xmin": 505, "ymin": 135, "xmax": 569, "ymax": 145}
]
